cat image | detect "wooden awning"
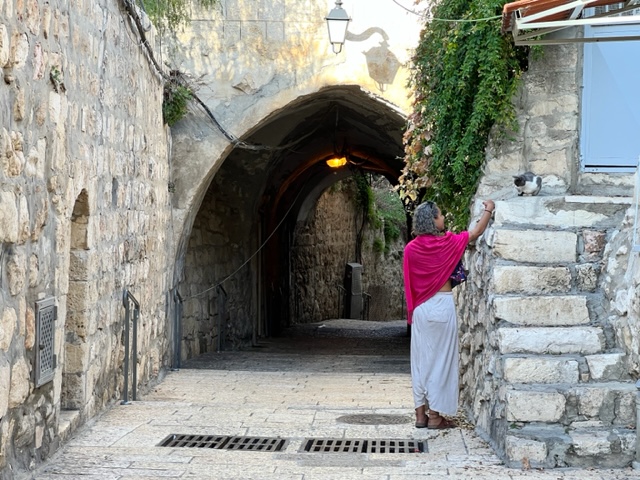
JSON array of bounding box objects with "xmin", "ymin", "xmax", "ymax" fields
[{"xmin": 502, "ymin": 0, "xmax": 640, "ymax": 44}]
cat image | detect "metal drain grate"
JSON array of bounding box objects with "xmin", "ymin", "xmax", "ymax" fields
[
  {"xmin": 301, "ymin": 438, "xmax": 425, "ymax": 454},
  {"xmin": 159, "ymin": 434, "xmax": 287, "ymax": 452}
]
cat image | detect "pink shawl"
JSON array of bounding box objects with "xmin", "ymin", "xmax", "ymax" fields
[{"xmin": 403, "ymin": 231, "xmax": 469, "ymax": 324}]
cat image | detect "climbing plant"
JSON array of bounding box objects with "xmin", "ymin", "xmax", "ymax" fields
[
  {"xmin": 141, "ymin": 0, "xmax": 218, "ymax": 32},
  {"xmin": 400, "ymin": 0, "xmax": 529, "ymax": 231},
  {"xmin": 162, "ymin": 72, "xmax": 193, "ymax": 126}
]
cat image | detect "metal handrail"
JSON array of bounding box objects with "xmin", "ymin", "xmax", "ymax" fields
[
  {"xmin": 172, "ymin": 289, "xmax": 183, "ymax": 370},
  {"xmin": 362, "ymin": 292, "xmax": 371, "ymax": 321},
  {"xmin": 122, "ymin": 289, "xmax": 140, "ymax": 405},
  {"xmin": 336, "ymin": 285, "xmax": 346, "ymax": 319},
  {"xmin": 216, "ymin": 285, "xmax": 227, "ymax": 352}
]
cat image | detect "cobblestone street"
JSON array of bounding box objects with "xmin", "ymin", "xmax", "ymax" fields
[{"xmin": 22, "ymin": 321, "xmax": 638, "ymax": 480}]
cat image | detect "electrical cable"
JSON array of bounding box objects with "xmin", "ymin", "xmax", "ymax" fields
[{"xmin": 182, "ymin": 188, "xmax": 304, "ymax": 300}]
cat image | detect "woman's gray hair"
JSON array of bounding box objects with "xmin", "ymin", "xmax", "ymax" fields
[{"xmin": 412, "ymin": 201, "xmax": 440, "ymax": 236}]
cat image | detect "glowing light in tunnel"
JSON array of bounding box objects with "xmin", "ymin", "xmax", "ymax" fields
[{"xmin": 326, "ymin": 157, "xmax": 348, "ymax": 168}]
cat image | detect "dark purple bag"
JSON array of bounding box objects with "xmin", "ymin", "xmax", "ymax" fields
[{"xmin": 450, "ymin": 260, "xmax": 467, "ymax": 287}]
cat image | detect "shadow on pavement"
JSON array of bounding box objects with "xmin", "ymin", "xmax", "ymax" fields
[{"xmin": 181, "ymin": 319, "xmax": 410, "ymax": 374}]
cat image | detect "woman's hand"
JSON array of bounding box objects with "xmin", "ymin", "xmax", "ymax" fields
[
  {"xmin": 483, "ymin": 200, "xmax": 495, "ymax": 213},
  {"xmin": 469, "ymin": 199, "xmax": 495, "ymax": 242}
]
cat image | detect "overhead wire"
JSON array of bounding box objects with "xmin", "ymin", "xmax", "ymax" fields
[{"xmin": 182, "ymin": 188, "xmax": 304, "ymax": 300}]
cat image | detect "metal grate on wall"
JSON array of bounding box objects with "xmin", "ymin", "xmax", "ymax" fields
[
  {"xmin": 158, "ymin": 434, "xmax": 287, "ymax": 452},
  {"xmin": 301, "ymin": 438, "xmax": 425, "ymax": 454},
  {"xmin": 35, "ymin": 297, "xmax": 57, "ymax": 387}
]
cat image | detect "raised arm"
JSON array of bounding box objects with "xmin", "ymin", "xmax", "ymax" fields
[{"xmin": 468, "ymin": 200, "xmax": 495, "ymax": 242}]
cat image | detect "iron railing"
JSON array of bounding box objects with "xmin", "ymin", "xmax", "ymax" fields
[
  {"xmin": 172, "ymin": 289, "xmax": 183, "ymax": 370},
  {"xmin": 122, "ymin": 289, "xmax": 139, "ymax": 404},
  {"xmin": 216, "ymin": 285, "xmax": 227, "ymax": 352}
]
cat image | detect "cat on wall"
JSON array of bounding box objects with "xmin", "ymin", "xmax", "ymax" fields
[{"xmin": 513, "ymin": 172, "xmax": 542, "ymax": 196}]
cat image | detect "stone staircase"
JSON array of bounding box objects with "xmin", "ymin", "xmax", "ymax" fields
[{"xmin": 478, "ymin": 195, "xmax": 637, "ymax": 468}]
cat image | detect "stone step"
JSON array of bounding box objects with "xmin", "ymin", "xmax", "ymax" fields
[
  {"xmin": 502, "ymin": 355, "xmax": 580, "ymax": 384},
  {"xmin": 493, "ymin": 265, "xmax": 572, "ymax": 294},
  {"xmin": 489, "ymin": 229, "xmax": 577, "ymax": 263},
  {"xmin": 505, "ymin": 424, "xmax": 636, "ymax": 469},
  {"xmin": 481, "ymin": 195, "xmax": 632, "ymax": 229},
  {"xmin": 505, "ymin": 382, "xmax": 636, "ymax": 425},
  {"xmin": 501, "ymin": 352, "xmax": 628, "ymax": 384},
  {"xmin": 494, "ymin": 295, "xmax": 590, "ymax": 326},
  {"xmin": 497, "ymin": 326, "xmax": 604, "ymax": 355}
]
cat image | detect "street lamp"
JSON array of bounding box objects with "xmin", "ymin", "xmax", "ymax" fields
[
  {"xmin": 325, "ymin": 0, "xmax": 351, "ymax": 54},
  {"xmin": 326, "ymin": 156, "xmax": 347, "ymax": 168}
]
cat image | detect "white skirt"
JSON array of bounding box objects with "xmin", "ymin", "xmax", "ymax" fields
[{"xmin": 410, "ymin": 292, "xmax": 459, "ymax": 415}]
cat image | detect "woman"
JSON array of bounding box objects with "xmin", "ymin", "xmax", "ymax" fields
[{"xmin": 403, "ymin": 199, "xmax": 494, "ymax": 429}]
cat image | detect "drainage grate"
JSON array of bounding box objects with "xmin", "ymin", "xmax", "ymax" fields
[
  {"xmin": 301, "ymin": 438, "xmax": 425, "ymax": 454},
  {"xmin": 158, "ymin": 434, "xmax": 287, "ymax": 452}
]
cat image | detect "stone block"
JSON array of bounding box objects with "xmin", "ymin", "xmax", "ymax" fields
[
  {"xmin": 503, "ymin": 356, "xmax": 579, "ymax": 384},
  {"xmin": 574, "ymin": 386, "xmax": 609, "ymax": 418},
  {"xmin": 65, "ymin": 342, "xmax": 89, "ymax": 374},
  {"xmin": 571, "ymin": 430, "xmax": 611, "ymax": 456},
  {"xmin": 24, "ymin": 306, "xmax": 35, "ymax": 350},
  {"xmin": 493, "ymin": 230, "xmax": 577, "ymax": 263},
  {"xmin": 493, "ymin": 196, "xmax": 627, "ymax": 229},
  {"xmin": 493, "ymin": 266, "xmax": 571, "ymax": 294},
  {"xmin": 498, "ymin": 327, "xmax": 603, "ymax": 354},
  {"xmin": 67, "ymin": 280, "xmax": 97, "ymax": 313},
  {"xmin": 575, "ymin": 263, "xmax": 598, "ymax": 292},
  {"xmin": 583, "ymin": 230, "xmax": 606, "ymax": 255},
  {"xmin": 266, "ymin": 21, "xmax": 284, "ymax": 42},
  {"xmin": 10, "ymin": 32, "xmax": 28, "ymax": 68},
  {"xmin": 585, "ymin": 353, "xmax": 626, "ymax": 381},
  {"xmin": 494, "ymin": 295, "xmax": 589, "ymax": 326},
  {"xmin": 0, "ymin": 307, "xmax": 16, "ymax": 351},
  {"xmin": 505, "ymin": 435, "xmax": 548, "ymax": 463},
  {"xmin": 0, "ymin": 25, "xmax": 9, "ymax": 67},
  {"xmin": 0, "ymin": 358, "xmax": 9, "ymax": 418},
  {"xmin": 7, "ymin": 249, "xmax": 26, "ymax": 296},
  {"xmin": 8, "ymin": 357, "xmax": 30, "ymax": 408},
  {"xmin": 0, "ymin": 190, "xmax": 19, "ymax": 242},
  {"xmin": 506, "ymin": 390, "xmax": 566, "ymax": 422}
]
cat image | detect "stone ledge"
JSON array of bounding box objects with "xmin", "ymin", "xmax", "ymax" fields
[
  {"xmin": 506, "ymin": 389, "xmax": 565, "ymax": 422},
  {"xmin": 492, "ymin": 230, "xmax": 577, "ymax": 263},
  {"xmin": 497, "ymin": 326, "xmax": 603, "ymax": 354},
  {"xmin": 490, "ymin": 196, "xmax": 631, "ymax": 229},
  {"xmin": 505, "ymin": 425, "xmax": 636, "ymax": 469},
  {"xmin": 494, "ymin": 295, "xmax": 589, "ymax": 326},
  {"xmin": 503, "ymin": 356, "xmax": 579, "ymax": 384},
  {"xmin": 493, "ymin": 265, "xmax": 571, "ymax": 294}
]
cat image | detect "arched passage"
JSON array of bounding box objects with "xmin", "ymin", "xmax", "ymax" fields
[{"xmin": 178, "ymin": 86, "xmax": 407, "ymax": 358}]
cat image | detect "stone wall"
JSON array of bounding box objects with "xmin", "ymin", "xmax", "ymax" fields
[
  {"xmin": 0, "ymin": 0, "xmax": 172, "ymax": 475},
  {"xmin": 291, "ymin": 178, "xmax": 405, "ymax": 324},
  {"xmin": 459, "ymin": 41, "xmax": 638, "ymax": 468}
]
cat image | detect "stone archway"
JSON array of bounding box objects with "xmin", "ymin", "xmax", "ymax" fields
[
  {"xmin": 175, "ymin": 86, "xmax": 407, "ymax": 359},
  {"xmin": 62, "ymin": 190, "xmax": 91, "ymax": 411}
]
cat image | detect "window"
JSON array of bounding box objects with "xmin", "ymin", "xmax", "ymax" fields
[{"xmin": 580, "ymin": 23, "xmax": 640, "ymax": 172}]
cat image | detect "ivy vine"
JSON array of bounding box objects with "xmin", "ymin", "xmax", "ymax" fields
[
  {"xmin": 400, "ymin": 0, "xmax": 529, "ymax": 230},
  {"xmin": 141, "ymin": 0, "xmax": 218, "ymax": 32}
]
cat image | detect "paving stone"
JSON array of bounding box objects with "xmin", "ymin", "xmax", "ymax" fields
[{"xmin": 24, "ymin": 321, "xmax": 639, "ymax": 479}]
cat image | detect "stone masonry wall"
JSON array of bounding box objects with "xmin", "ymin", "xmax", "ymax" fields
[
  {"xmin": 0, "ymin": 0, "xmax": 171, "ymax": 475},
  {"xmin": 291, "ymin": 179, "xmax": 405, "ymax": 324},
  {"xmin": 460, "ymin": 41, "xmax": 638, "ymax": 468}
]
